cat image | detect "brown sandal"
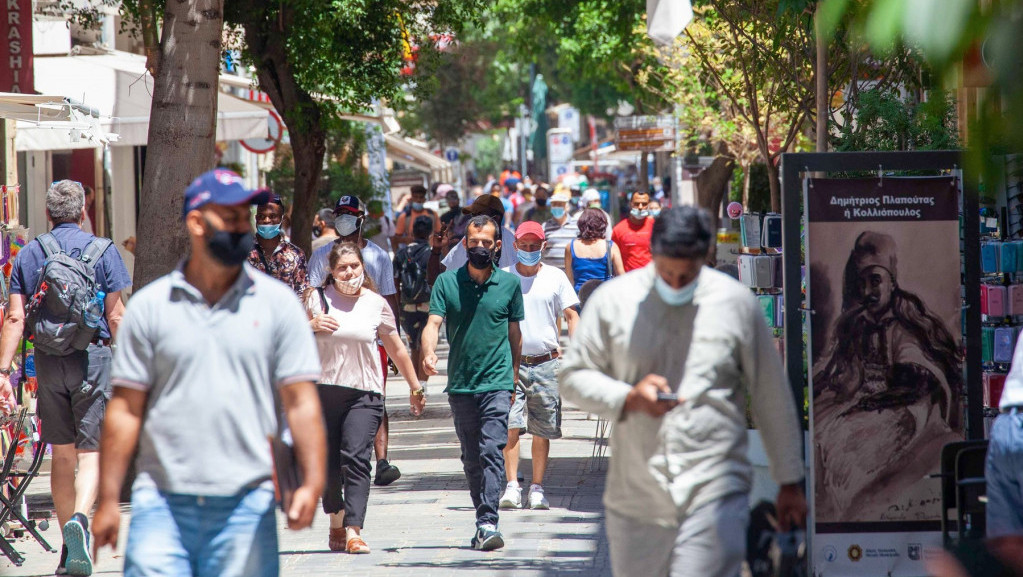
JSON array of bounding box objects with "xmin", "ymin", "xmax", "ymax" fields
[
  {"xmin": 328, "ymin": 528, "xmax": 346, "ymax": 552},
  {"xmin": 346, "ymin": 535, "xmax": 371, "ymax": 554}
]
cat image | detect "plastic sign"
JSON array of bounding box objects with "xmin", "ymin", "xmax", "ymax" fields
[{"xmin": 727, "ymin": 201, "xmax": 743, "ymax": 219}]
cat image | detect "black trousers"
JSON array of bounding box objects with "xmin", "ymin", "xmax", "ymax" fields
[{"xmin": 317, "ymin": 385, "xmax": 384, "ymax": 528}]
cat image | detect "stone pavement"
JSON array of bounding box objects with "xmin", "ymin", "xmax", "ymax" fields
[{"xmin": 3, "ymin": 343, "xmax": 613, "ymax": 576}]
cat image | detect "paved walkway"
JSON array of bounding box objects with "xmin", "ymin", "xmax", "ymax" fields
[{"xmin": 3, "ymin": 344, "xmax": 613, "ymax": 576}]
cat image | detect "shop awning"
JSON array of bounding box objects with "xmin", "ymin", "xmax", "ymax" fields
[
  {"xmin": 384, "ymin": 133, "xmax": 453, "ymax": 182},
  {"xmin": 0, "ymin": 92, "xmax": 119, "ymax": 147},
  {"xmin": 17, "ymin": 51, "xmax": 268, "ymax": 151}
]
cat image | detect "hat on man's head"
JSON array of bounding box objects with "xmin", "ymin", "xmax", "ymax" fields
[
  {"xmin": 550, "ymin": 183, "xmax": 571, "ymax": 203},
  {"xmin": 183, "ymin": 169, "xmax": 269, "ymax": 218},
  {"xmin": 515, "ymin": 220, "xmax": 545, "ymax": 241},
  {"xmin": 852, "ymin": 231, "xmax": 898, "ymax": 280},
  {"xmin": 256, "ymin": 189, "xmax": 284, "ymax": 208},
  {"xmin": 333, "ymin": 195, "xmax": 366, "ymax": 216},
  {"xmin": 581, "ymin": 189, "xmax": 601, "ymax": 204},
  {"xmin": 462, "ymin": 194, "xmax": 506, "ymax": 219}
]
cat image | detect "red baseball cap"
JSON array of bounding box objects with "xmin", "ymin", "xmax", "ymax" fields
[{"xmin": 515, "ymin": 220, "xmax": 545, "ymax": 240}]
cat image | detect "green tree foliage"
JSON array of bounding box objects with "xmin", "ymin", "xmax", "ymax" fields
[
  {"xmin": 833, "ymin": 89, "xmax": 958, "ymax": 152},
  {"xmin": 818, "ymin": 0, "xmax": 1023, "ymax": 182}
]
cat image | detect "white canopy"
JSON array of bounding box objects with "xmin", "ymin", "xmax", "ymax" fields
[
  {"xmin": 384, "ymin": 133, "xmax": 453, "ymax": 183},
  {"xmin": 17, "ymin": 51, "xmax": 268, "ymax": 151}
]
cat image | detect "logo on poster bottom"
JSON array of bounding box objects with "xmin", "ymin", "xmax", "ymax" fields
[
  {"xmin": 848, "ymin": 545, "xmax": 863, "ymax": 562},
  {"xmin": 908, "ymin": 544, "xmax": 922, "ymax": 561},
  {"xmin": 822, "ymin": 545, "xmax": 838, "ymax": 562}
]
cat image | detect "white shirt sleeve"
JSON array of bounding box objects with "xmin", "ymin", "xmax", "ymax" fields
[
  {"xmin": 557, "ymin": 268, "xmax": 581, "ymax": 310},
  {"xmin": 442, "ymin": 243, "xmax": 467, "ymax": 270},
  {"xmin": 308, "ymin": 244, "xmax": 329, "ymax": 287}
]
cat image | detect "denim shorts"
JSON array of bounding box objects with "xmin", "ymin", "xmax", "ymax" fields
[
  {"xmin": 986, "ymin": 407, "xmax": 1023, "ymax": 538},
  {"xmin": 509, "ymin": 358, "xmax": 562, "ymax": 439},
  {"xmin": 124, "ymin": 482, "xmax": 279, "ymax": 577}
]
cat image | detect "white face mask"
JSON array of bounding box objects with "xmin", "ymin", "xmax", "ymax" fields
[
  {"xmin": 334, "ymin": 273, "xmax": 364, "ymax": 295},
  {"xmin": 335, "ymin": 214, "xmax": 361, "ymax": 237},
  {"xmin": 655, "ymin": 273, "xmax": 698, "ymax": 306}
]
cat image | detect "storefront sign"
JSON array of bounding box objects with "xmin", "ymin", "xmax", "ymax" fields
[
  {"xmin": 804, "ymin": 176, "xmax": 964, "ymax": 577},
  {"xmin": 0, "ymin": 0, "xmax": 33, "ymax": 93},
  {"xmin": 614, "ymin": 115, "xmax": 675, "ymax": 152}
]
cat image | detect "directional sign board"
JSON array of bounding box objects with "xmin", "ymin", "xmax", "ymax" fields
[
  {"xmin": 445, "ymin": 147, "xmax": 459, "ymax": 162},
  {"xmin": 614, "ymin": 115, "xmax": 676, "ymax": 152}
]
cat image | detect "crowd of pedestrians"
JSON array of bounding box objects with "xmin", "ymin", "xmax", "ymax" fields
[{"xmin": 0, "ymin": 171, "xmax": 820, "ymax": 577}]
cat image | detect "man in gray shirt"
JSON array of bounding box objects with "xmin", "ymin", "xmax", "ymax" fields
[
  {"xmin": 560, "ymin": 207, "xmax": 806, "ymax": 577},
  {"xmin": 91, "ymin": 169, "xmax": 327, "ymax": 577}
]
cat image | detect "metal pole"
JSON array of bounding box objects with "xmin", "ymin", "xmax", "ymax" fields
[{"xmin": 519, "ymin": 104, "xmax": 528, "ymax": 178}]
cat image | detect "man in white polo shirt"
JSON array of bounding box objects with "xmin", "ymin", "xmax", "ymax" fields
[
  {"xmin": 499, "ymin": 221, "xmax": 579, "ymax": 510},
  {"xmin": 91, "ymin": 169, "xmax": 327, "ymax": 577}
]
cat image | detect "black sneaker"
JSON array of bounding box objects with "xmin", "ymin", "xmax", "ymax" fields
[
  {"xmin": 63, "ymin": 513, "xmax": 93, "ymax": 576},
  {"xmin": 470, "ymin": 524, "xmax": 505, "ymax": 551},
  {"xmin": 55, "ymin": 544, "xmax": 68, "ymax": 575},
  {"xmin": 373, "ymin": 459, "xmax": 401, "ymax": 486}
]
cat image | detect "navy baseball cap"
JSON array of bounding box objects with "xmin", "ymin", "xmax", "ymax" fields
[
  {"xmin": 333, "ymin": 195, "xmax": 366, "ymax": 216},
  {"xmin": 182, "ymin": 169, "xmax": 269, "ymax": 218}
]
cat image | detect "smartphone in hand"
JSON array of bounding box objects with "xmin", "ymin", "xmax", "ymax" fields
[{"xmin": 656, "ymin": 392, "xmax": 678, "ymax": 403}]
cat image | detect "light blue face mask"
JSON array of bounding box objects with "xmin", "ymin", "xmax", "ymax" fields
[
  {"xmin": 411, "ymin": 202, "xmax": 425, "ymax": 211},
  {"xmin": 631, "ymin": 208, "xmax": 650, "ymax": 219},
  {"xmin": 256, "ymin": 224, "xmax": 282, "ymax": 239},
  {"xmin": 551, "ymin": 206, "xmax": 566, "ymax": 219},
  {"xmin": 650, "ymin": 209, "xmax": 662, "ymax": 218},
  {"xmin": 655, "ymin": 274, "xmax": 698, "ymax": 306},
  {"xmin": 516, "ymin": 249, "xmax": 542, "ymax": 266}
]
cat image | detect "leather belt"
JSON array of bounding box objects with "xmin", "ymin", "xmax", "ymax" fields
[{"xmin": 522, "ymin": 350, "xmax": 559, "ymax": 366}]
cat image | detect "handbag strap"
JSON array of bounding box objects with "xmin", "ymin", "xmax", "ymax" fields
[
  {"xmin": 605, "ymin": 240, "xmax": 614, "ymax": 280},
  {"xmin": 316, "ymin": 286, "xmax": 329, "ymax": 315}
]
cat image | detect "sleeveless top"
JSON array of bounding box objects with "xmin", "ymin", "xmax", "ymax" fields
[{"xmin": 570, "ymin": 240, "xmax": 613, "ymax": 293}]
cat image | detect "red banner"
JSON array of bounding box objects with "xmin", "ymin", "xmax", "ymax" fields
[{"xmin": 0, "ymin": 0, "xmax": 33, "ymax": 93}]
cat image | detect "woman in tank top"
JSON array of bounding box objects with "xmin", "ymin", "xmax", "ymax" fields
[{"xmin": 564, "ymin": 208, "xmax": 625, "ymax": 293}]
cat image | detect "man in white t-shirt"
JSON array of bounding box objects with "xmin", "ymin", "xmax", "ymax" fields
[
  {"xmin": 499, "ymin": 221, "xmax": 580, "ymax": 510},
  {"xmin": 307, "ymin": 195, "xmax": 404, "ymax": 486}
]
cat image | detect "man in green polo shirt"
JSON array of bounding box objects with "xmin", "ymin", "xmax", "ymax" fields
[{"xmin": 422, "ymin": 214, "xmax": 524, "ymax": 552}]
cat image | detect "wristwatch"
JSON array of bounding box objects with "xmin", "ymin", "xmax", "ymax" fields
[{"xmin": 411, "ymin": 387, "xmax": 426, "ymax": 398}]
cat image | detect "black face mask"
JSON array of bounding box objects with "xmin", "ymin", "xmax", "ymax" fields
[
  {"xmin": 312, "ymin": 225, "xmax": 323, "ymax": 237},
  {"xmin": 536, "ymin": 198, "xmax": 547, "ymax": 207},
  {"xmin": 466, "ymin": 246, "xmax": 495, "ymax": 269},
  {"xmin": 203, "ymin": 217, "xmax": 254, "ymax": 267}
]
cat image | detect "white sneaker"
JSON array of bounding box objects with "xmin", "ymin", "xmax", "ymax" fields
[
  {"xmin": 499, "ymin": 483, "xmax": 522, "ymax": 509},
  {"xmin": 528, "ymin": 484, "xmax": 549, "ymax": 510}
]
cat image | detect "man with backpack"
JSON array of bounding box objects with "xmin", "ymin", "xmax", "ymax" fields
[
  {"xmin": 393, "ymin": 216, "xmax": 435, "ymax": 383},
  {"xmin": 393, "ymin": 185, "xmax": 439, "ymax": 250},
  {"xmin": 0, "ymin": 180, "xmax": 131, "ymax": 576}
]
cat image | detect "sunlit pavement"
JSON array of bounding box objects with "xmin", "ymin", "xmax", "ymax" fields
[{"xmin": 4, "ymin": 343, "xmax": 612, "ymax": 576}]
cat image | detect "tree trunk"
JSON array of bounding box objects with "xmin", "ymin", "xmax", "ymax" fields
[
  {"xmin": 242, "ymin": 12, "xmax": 326, "ymax": 258},
  {"xmin": 133, "ymin": 1, "xmax": 223, "ymax": 289},
  {"xmin": 767, "ymin": 160, "xmax": 781, "ymax": 213},
  {"xmin": 639, "ymin": 153, "xmax": 649, "ymax": 195},
  {"xmin": 742, "ymin": 162, "xmax": 752, "ymax": 210},
  {"xmin": 695, "ymin": 155, "xmax": 736, "ymax": 230},
  {"xmin": 286, "ymin": 127, "xmax": 325, "ymax": 257},
  {"xmin": 695, "ymin": 155, "xmax": 735, "ymax": 267},
  {"xmin": 815, "ymin": 6, "xmax": 828, "ymax": 153}
]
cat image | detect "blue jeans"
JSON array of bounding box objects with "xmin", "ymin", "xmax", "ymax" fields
[
  {"xmin": 124, "ymin": 483, "xmax": 279, "ymax": 577},
  {"xmin": 986, "ymin": 407, "xmax": 1023, "ymax": 538},
  {"xmin": 448, "ymin": 390, "xmax": 512, "ymax": 528}
]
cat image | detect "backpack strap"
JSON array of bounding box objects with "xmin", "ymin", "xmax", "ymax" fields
[
  {"xmin": 37, "ymin": 233, "xmax": 62, "ymax": 258},
  {"xmin": 80, "ymin": 237, "xmax": 113, "ymax": 267}
]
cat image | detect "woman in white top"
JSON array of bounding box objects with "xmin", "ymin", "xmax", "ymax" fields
[{"xmin": 306, "ymin": 242, "xmax": 426, "ymax": 555}]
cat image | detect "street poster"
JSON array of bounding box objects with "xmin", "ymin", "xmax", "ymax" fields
[{"xmin": 804, "ymin": 176, "xmax": 964, "ymax": 576}]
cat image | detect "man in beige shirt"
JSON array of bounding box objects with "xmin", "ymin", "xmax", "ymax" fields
[{"xmin": 560, "ymin": 206, "xmax": 806, "ymax": 577}]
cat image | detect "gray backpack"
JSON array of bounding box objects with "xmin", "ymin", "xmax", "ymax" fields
[{"xmin": 25, "ymin": 233, "xmax": 112, "ymax": 356}]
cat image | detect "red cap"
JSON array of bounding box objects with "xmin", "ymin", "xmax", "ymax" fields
[{"xmin": 515, "ymin": 220, "xmax": 545, "ymax": 240}]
